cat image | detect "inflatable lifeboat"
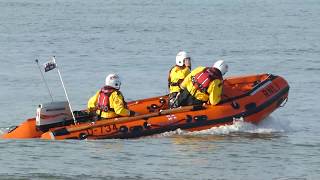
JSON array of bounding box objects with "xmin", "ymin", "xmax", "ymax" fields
[{"xmin": 1, "ymin": 73, "xmax": 289, "ymax": 140}]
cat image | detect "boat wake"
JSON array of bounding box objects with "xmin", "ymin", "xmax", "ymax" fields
[{"xmin": 158, "ymin": 116, "xmax": 292, "ymax": 137}]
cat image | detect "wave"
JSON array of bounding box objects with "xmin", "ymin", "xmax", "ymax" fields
[
  {"xmin": 0, "ymin": 127, "xmax": 8, "ymax": 136},
  {"xmin": 158, "ymin": 116, "xmax": 292, "ymax": 137}
]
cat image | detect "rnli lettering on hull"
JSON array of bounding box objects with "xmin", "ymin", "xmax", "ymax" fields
[
  {"xmin": 250, "ymin": 80, "xmax": 281, "ymax": 98},
  {"xmin": 262, "ymin": 84, "xmax": 281, "ymax": 98}
]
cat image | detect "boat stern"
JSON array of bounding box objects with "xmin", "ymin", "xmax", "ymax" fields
[{"xmin": 1, "ymin": 118, "xmax": 43, "ymax": 139}]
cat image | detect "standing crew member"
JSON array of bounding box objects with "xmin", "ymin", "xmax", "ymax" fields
[
  {"xmin": 88, "ymin": 73, "xmax": 136, "ymax": 119},
  {"xmin": 175, "ymin": 60, "xmax": 228, "ymax": 107},
  {"xmin": 168, "ymin": 51, "xmax": 191, "ymax": 108}
]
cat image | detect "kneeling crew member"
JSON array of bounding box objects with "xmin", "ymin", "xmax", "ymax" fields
[
  {"xmin": 88, "ymin": 73, "xmax": 136, "ymax": 119},
  {"xmin": 176, "ymin": 60, "xmax": 228, "ymax": 106}
]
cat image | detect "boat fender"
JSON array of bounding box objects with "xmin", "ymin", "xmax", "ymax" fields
[
  {"xmin": 245, "ymin": 103, "xmax": 257, "ymax": 111},
  {"xmin": 186, "ymin": 115, "xmax": 193, "ymax": 123},
  {"xmin": 52, "ymin": 127, "xmax": 70, "ymax": 136},
  {"xmin": 194, "ymin": 115, "xmax": 208, "ymax": 122},
  {"xmin": 231, "ymin": 101, "xmax": 240, "ymax": 109},
  {"xmin": 79, "ymin": 133, "xmax": 88, "ymax": 140},
  {"xmin": 143, "ymin": 122, "xmax": 151, "ymax": 129},
  {"xmin": 130, "ymin": 126, "xmax": 143, "ymax": 134},
  {"xmin": 119, "ymin": 126, "xmax": 128, "ymax": 133}
]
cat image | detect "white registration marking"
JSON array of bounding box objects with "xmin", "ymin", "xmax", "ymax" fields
[{"xmin": 166, "ymin": 114, "xmax": 177, "ymax": 121}]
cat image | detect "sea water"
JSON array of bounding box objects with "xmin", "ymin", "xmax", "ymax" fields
[{"xmin": 0, "ymin": 0, "xmax": 319, "ymax": 179}]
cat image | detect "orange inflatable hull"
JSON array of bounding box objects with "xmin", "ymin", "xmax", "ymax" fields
[{"xmin": 1, "ymin": 74, "xmax": 289, "ymax": 140}]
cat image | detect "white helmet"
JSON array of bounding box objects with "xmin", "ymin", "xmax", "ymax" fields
[
  {"xmin": 213, "ymin": 60, "xmax": 228, "ymax": 76},
  {"xmin": 176, "ymin": 51, "xmax": 189, "ymax": 67},
  {"xmin": 105, "ymin": 73, "xmax": 121, "ymax": 89}
]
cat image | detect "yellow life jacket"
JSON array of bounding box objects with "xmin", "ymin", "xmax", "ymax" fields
[{"xmin": 168, "ymin": 66, "xmax": 191, "ymax": 93}]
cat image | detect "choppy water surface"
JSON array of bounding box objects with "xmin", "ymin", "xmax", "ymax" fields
[{"xmin": 1, "ymin": 0, "xmax": 319, "ymax": 179}]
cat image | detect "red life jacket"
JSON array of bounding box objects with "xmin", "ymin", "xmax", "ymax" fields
[
  {"xmin": 192, "ymin": 67, "xmax": 222, "ymax": 93},
  {"xmin": 96, "ymin": 86, "xmax": 116, "ymax": 112}
]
